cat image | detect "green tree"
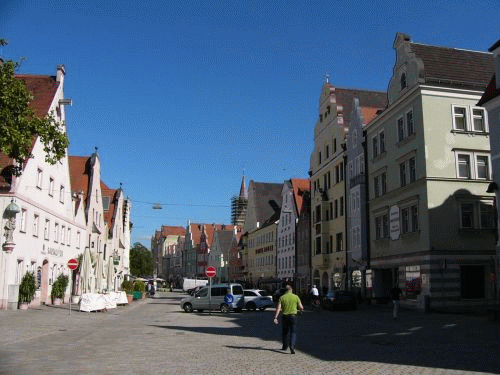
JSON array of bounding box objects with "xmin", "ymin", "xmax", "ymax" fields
[
  {"xmin": 0, "ymin": 38, "xmax": 69, "ymax": 176},
  {"xmin": 129, "ymin": 242, "xmax": 154, "ymax": 277}
]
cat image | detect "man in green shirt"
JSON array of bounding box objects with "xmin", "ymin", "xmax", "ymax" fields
[{"xmin": 273, "ymin": 285, "xmax": 304, "ymax": 354}]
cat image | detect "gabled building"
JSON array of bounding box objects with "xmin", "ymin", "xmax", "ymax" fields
[
  {"xmin": 242, "ymin": 180, "xmax": 283, "ymax": 286},
  {"xmin": 209, "ymin": 226, "xmax": 242, "ymax": 282},
  {"xmin": 346, "ymin": 96, "xmax": 386, "ymax": 299},
  {"xmin": 183, "ymin": 222, "xmax": 236, "ymax": 278},
  {"xmin": 295, "ymin": 187, "xmax": 311, "ymax": 294},
  {"xmin": 309, "ymin": 82, "xmax": 386, "ymax": 292},
  {"xmin": 478, "ymin": 39, "xmax": 500, "ymax": 304},
  {"xmin": 152, "ymin": 225, "xmax": 185, "ymax": 280},
  {"xmin": 0, "ymin": 65, "xmax": 84, "ymax": 309},
  {"xmin": 365, "ymin": 33, "xmax": 495, "ymax": 310},
  {"xmin": 277, "ymin": 178, "xmax": 309, "ymax": 282},
  {"xmin": 101, "ymin": 182, "xmax": 132, "ymax": 290}
]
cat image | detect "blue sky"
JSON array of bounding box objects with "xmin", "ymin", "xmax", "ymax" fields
[{"xmin": 1, "ymin": 0, "xmax": 498, "ymax": 247}]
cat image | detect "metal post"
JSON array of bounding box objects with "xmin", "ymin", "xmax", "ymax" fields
[{"xmin": 209, "ymin": 277, "xmax": 212, "ymax": 316}]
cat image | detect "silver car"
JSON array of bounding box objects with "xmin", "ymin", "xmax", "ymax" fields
[{"xmin": 243, "ymin": 289, "xmax": 275, "ymax": 311}]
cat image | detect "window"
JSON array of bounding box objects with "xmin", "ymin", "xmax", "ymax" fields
[
  {"xmin": 76, "ymin": 231, "xmax": 81, "ymax": 249},
  {"xmin": 333, "ymin": 138, "xmax": 337, "ymax": 153},
  {"xmin": 326, "ymin": 145, "xmax": 330, "ymax": 159},
  {"xmin": 460, "ymin": 201, "xmax": 495, "ymax": 229},
  {"xmin": 452, "ymin": 105, "xmax": 488, "ymax": 133},
  {"xmin": 49, "ymin": 178, "xmax": 54, "ymax": 196},
  {"xmin": 340, "ymin": 196, "xmax": 344, "ymax": 216},
  {"xmin": 374, "ymin": 176, "xmax": 380, "ymax": 198},
  {"xmin": 398, "ymin": 117, "xmax": 405, "ymax": 142},
  {"xmin": 67, "ymin": 228, "xmax": 71, "ymax": 246},
  {"xmin": 381, "ymin": 172, "xmax": 387, "ymax": 195},
  {"xmin": 453, "ymin": 106, "xmax": 467, "ymax": 131},
  {"xmin": 472, "ymin": 108, "xmax": 486, "ymax": 132},
  {"xmin": 400, "ymin": 73, "xmax": 407, "ymax": 90},
  {"xmin": 44, "ymin": 219, "xmax": 50, "ymax": 240},
  {"xmin": 59, "ymin": 186, "xmax": 65, "ymax": 203},
  {"xmin": 33, "ymin": 214, "xmax": 39, "ymax": 237},
  {"xmin": 455, "ymin": 152, "xmax": 491, "ymax": 180},
  {"xmin": 375, "ymin": 214, "xmax": 389, "ymax": 239},
  {"xmin": 318, "ymin": 151, "xmax": 322, "ymax": 165},
  {"xmin": 336, "ymin": 233, "xmax": 343, "ymax": 252},
  {"xmin": 334, "ymin": 199, "xmax": 338, "ymax": 218},
  {"xmin": 406, "ymin": 110, "xmax": 414, "ymax": 136},
  {"xmin": 400, "ymin": 162, "xmax": 407, "ymax": 187},
  {"xmin": 54, "ymin": 223, "xmax": 59, "ymax": 243},
  {"xmin": 36, "ymin": 169, "xmax": 43, "ymax": 189},
  {"xmin": 409, "ymin": 157, "xmax": 416, "ymax": 183},
  {"xmin": 401, "ymin": 204, "xmax": 418, "ymax": 234},
  {"xmin": 20, "ymin": 208, "xmax": 27, "ymax": 233},
  {"xmin": 372, "ymin": 136, "xmax": 379, "ymax": 158},
  {"xmin": 379, "ymin": 131, "xmax": 385, "ymax": 153}
]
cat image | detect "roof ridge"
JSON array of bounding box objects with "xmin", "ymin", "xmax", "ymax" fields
[{"xmin": 410, "ymin": 41, "xmax": 492, "ymax": 55}]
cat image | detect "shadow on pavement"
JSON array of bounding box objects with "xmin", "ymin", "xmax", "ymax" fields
[{"xmin": 150, "ymin": 306, "xmax": 500, "ymax": 374}]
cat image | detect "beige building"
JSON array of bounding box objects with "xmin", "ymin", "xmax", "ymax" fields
[
  {"xmin": 247, "ymin": 218, "xmax": 278, "ymax": 287},
  {"xmin": 309, "ymin": 82, "xmax": 386, "ymax": 292},
  {"xmin": 366, "ymin": 33, "xmax": 496, "ymax": 310}
]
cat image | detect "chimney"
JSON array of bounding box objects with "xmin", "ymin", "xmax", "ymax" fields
[
  {"xmin": 489, "ymin": 40, "xmax": 500, "ymax": 89},
  {"xmin": 56, "ymin": 64, "xmax": 66, "ymax": 83}
]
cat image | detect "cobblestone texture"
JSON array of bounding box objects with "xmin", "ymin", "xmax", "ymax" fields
[{"xmin": 0, "ymin": 292, "xmax": 498, "ymax": 375}]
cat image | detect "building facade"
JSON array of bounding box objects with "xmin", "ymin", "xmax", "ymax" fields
[{"xmin": 366, "ymin": 33, "xmax": 496, "ymax": 310}]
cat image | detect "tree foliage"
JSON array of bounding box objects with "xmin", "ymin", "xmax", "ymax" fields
[
  {"xmin": 129, "ymin": 242, "xmax": 154, "ymax": 277},
  {"xmin": 0, "ymin": 39, "xmax": 69, "ymax": 176}
]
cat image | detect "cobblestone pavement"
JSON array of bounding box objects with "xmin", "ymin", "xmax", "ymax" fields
[{"xmin": 0, "ymin": 292, "xmax": 498, "ymax": 375}]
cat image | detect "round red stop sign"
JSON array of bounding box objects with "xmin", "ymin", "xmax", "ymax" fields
[
  {"xmin": 67, "ymin": 258, "xmax": 79, "ymax": 270},
  {"xmin": 205, "ymin": 266, "xmax": 216, "ymax": 278}
]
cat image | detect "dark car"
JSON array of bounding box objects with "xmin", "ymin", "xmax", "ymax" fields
[{"xmin": 322, "ymin": 290, "xmax": 357, "ymax": 310}]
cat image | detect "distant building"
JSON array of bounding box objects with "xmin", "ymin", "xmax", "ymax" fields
[{"xmin": 231, "ymin": 175, "xmax": 248, "ymax": 227}]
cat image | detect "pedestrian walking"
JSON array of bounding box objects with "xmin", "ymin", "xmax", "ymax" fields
[
  {"xmin": 309, "ymin": 284, "xmax": 320, "ymax": 307},
  {"xmin": 273, "ymin": 284, "xmax": 304, "ymax": 354},
  {"xmin": 391, "ymin": 286, "xmax": 403, "ymax": 319}
]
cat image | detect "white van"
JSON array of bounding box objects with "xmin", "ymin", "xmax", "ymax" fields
[{"xmin": 180, "ymin": 283, "xmax": 244, "ymax": 313}]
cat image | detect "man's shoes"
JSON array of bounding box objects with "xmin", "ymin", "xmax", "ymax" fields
[
  {"xmin": 281, "ymin": 346, "xmax": 288, "ymax": 351},
  {"xmin": 290, "ymin": 348, "xmax": 295, "ymax": 354}
]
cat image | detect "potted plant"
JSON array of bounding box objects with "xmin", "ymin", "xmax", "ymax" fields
[
  {"xmin": 18, "ymin": 271, "xmax": 37, "ymax": 309},
  {"xmin": 132, "ymin": 281, "xmax": 146, "ymax": 300},
  {"xmin": 121, "ymin": 280, "xmax": 134, "ymax": 303},
  {"xmin": 51, "ymin": 274, "xmax": 69, "ymax": 305}
]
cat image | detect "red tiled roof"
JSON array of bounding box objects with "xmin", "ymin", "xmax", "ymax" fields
[
  {"xmin": 15, "ymin": 75, "xmax": 59, "ymax": 117},
  {"xmin": 1, "ymin": 74, "xmax": 60, "ymax": 189},
  {"xmin": 161, "ymin": 225, "xmax": 185, "ymax": 237},
  {"xmin": 290, "ymin": 178, "xmax": 310, "ymax": 214},
  {"xmin": 68, "ymin": 156, "xmax": 91, "ymax": 197},
  {"xmin": 361, "ymin": 107, "xmax": 383, "ymax": 124},
  {"xmin": 188, "ymin": 223, "xmax": 237, "ymax": 247}
]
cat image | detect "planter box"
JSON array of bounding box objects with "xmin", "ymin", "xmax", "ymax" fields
[
  {"xmin": 127, "ymin": 294, "xmax": 133, "ymax": 304},
  {"xmin": 133, "ymin": 291, "xmax": 142, "ymax": 300},
  {"xmin": 19, "ymin": 302, "xmax": 29, "ymax": 310}
]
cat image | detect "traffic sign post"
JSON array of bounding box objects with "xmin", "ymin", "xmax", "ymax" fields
[
  {"xmin": 67, "ymin": 258, "xmax": 79, "ymax": 315},
  {"xmin": 205, "ymin": 267, "xmax": 216, "ymax": 315}
]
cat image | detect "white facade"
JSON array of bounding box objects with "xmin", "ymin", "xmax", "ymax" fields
[
  {"xmin": 277, "ymin": 180, "xmax": 297, "ymax": 280},
  {"xmin": 0, "ymin": 66, "xmax": 85, "ymax": 309}
]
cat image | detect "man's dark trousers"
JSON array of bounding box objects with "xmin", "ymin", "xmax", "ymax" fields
[{"xmin": 282, "ymin": 314, "xmax": 297, "ymax": 350}]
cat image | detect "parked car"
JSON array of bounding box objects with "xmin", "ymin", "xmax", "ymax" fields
[
  {"xmin": 187, "ymin": 285, "xmax": 203, "ymax": 295},
  {"xmin": 180, "ymin": 283, "xmax": 245, "ymax": 313},
  {"xmin": 243, "ymin": 289, "xmax": 275, "ymax": 311},
  {"xmin": 322, "ymin": 290, "xmax": 357, "ymax": 310}
]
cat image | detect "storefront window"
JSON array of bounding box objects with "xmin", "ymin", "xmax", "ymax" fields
[{"xmin": 405, "ymin": 265, "xmax": 422, "ymax": 298}]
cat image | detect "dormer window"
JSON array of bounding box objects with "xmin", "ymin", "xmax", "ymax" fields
[{"xmin": 400, "ymin": 73, "xmax": 407, "ymax": 90}]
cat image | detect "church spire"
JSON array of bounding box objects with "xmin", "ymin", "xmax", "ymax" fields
[{"xmin": 239, "ymin": 172, "xmax": 247, "ymax": 199}]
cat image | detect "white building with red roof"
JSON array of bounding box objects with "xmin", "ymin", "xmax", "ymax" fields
[{"xmin": 0, "ymin": 65, "xmax": 85, "ymax": 309}]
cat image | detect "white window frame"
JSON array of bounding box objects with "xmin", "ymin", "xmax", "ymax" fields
[
  {"xmin": 372, "ymin": 136, "xmax": 379, "ymax": 158},
  {"xmin": 452, "ymin": 105, "xmax": 468, "ymax": 131},
  {"xmin": 452, "ymin": 105, "xmax": 488, "ymax": 133},
  {"xmin": 455, "ymin": 151, "xmax": 491, "ymax": 180},
  {"xmin": 44, "ymin": 219, "xmax": 50, "ymax": 240},
  {"xmin": 400, "ymin": 202, "xmax": 419, "ymax": 234},
  {"xmin": 459, "ymin": 200, "xmax": 495, "ymax": 229},
  {"xmin": 36, "ymin": 169, "xmax": 43, "ymax": 189},
  {"xmin": 406, "ymin": 109, "xmax": 414, "ymax": 136},
  {"xmin": 32, "ymin": 214, "xmax": 39, "ymax": 237},
  {"xmin": 397, "ymin": 116, "xmax": 405, "ymax": 142},
  {"xmin": 471, "ymin": 107, "xmax": 487, "ymax": 132},
  {"xmin": 20, "ymin": 208, "xmax": 27, "ymax": 233},
  {"xmin": 379, "ymin": 130, "xmax": 385, "ymax": 154},
  {"xmin": 59, "ymin": 185, "xmax": 65, "ymax": 203}
]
